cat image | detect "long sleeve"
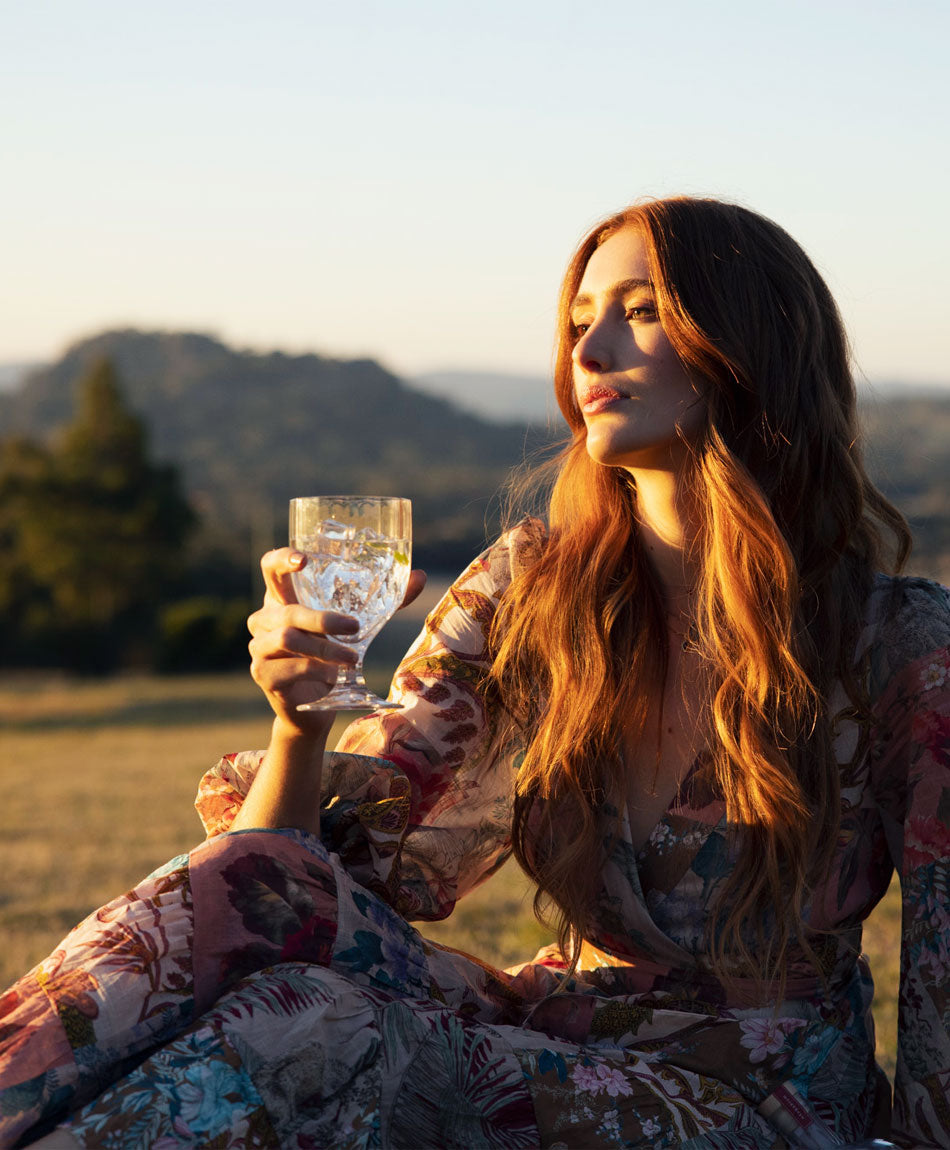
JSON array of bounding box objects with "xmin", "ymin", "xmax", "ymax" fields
[
  {"xmin": 195, "ymin": 518, "xmax": 546, "ymax": 922},
  {"xmin": 868, "ymin": 578, "xmax": 950, "ymax": 1147}
]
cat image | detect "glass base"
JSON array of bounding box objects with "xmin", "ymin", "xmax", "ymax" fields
[{"xmin": 296, "ymin": 686, "xmax": 402, "ymax": 712}]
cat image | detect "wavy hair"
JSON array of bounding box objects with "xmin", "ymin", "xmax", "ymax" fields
[{"xmin": 490, "ymin": 197, "xmax": 910, "ymax": 989}]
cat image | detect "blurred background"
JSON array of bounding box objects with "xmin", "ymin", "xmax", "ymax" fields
[
  {"xmin": 0, "ymin": 0, "xmax": 946, "ymax": 1073},
  {"xmin": 1, "ymin": 0, "xmax": 948, "ymax": 672}
]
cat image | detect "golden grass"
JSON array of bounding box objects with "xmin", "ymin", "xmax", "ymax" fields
[
  {"xmin": 0, "ymin": 674, "xmax": 274, "ymax": 980},
  {"xmin": 0, "ymin": 673, "xmax": 899, "ymax": 1080},
  {"xmin": 861, "ymin": 873, "xmax": 902, "ymax": 1079}
]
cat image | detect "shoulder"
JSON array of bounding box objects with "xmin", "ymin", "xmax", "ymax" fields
[
  {"xmin": 467, "ymin": 515, "xmax": 549, "ymax": 593},
  {"xmin": 495, "ymin": 515, "xmax": 549, "ymax": 576},
  {"xmin": 872, "ymin": 573, "xmax": 950, "ymax": 654},
  {"xmin": 863, "ymin": 573, "xmax": 950, "ymax": 698}
]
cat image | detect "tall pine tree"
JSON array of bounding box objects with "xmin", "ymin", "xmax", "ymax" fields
[{"xmin": 0, "ymin": 358, "xmax": 195, "ymax": 669}]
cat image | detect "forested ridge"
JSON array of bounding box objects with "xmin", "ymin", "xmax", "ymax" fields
[
  {"xmin": 1, "ymin": 329, "xmax": 947, "ymax": 671},
  {"xmin": 0, "ymin": 330, "xmax": 555, "ymax": 572}
]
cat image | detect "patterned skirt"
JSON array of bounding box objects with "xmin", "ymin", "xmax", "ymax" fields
[{"xmin": 0, "ymin": 828, "xmax": 881, "ymax": 1148}]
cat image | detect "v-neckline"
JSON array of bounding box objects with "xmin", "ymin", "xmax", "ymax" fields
[{"xmin": 625, "ymin": 752, "xmax": 708, "ymax": 857}]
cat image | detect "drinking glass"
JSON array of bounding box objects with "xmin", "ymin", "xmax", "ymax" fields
[{"xmin": 289, "ymin": 495, "xmax": 412, "ymax": 711}]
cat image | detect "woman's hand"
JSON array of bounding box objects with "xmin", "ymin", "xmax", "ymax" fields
[
  {"xmin": 247, "ymin": 548, "xmax": 428, "ymax": 737},
  {"xmin": 248, "ymin": 548, "xmax": 359, "ymax": 736},
  {"xmin": 232, "ymin": 551, "xmax": 426, "ymax": 835}
]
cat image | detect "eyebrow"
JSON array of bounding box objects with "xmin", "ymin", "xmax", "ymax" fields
[{"xmin": 571, "ymin": 277, "xmax": 654, "ymax": 309}]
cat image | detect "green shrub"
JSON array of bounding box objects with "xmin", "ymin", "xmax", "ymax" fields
[{"xmin": 157, "ymin": 597, "xmax": 252, "ymax": 672}]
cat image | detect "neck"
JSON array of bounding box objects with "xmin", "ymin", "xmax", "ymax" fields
[{"xmin": 625, "ymin": 464, "xmax": 700, "ymax": 607}]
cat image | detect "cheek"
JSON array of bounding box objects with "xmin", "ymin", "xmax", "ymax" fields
[
  {"xmin": 651, "ymin": 337, "xmax": 690, "ymax": 377},
  {"xmin": 670, "ymin": 374, "xmax": 708, "ymax": 441},
  {"xmin": 652, "ymin": 344, "xmax": 704, "ymax": 418},
  {"xmin": 676, "ymin": 396, "xmax": 707, "ymax": 439}
]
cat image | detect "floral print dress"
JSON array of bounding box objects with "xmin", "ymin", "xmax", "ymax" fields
[{"xmin": 1, "ymin": 518, "xmax": 949, "ymax": 1148}]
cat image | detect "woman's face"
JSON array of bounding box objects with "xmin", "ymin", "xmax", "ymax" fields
[{"xmin": 571, "ymin": 226, "xmax": 705, "ymax": 474}]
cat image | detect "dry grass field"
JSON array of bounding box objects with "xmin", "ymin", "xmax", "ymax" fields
[{"xmin": 0, "ymin": 672, "xmax": 900, "ymax": 1082}]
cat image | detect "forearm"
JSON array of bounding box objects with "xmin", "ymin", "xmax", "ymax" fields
[{"xmin": 228, "ymin": 717, "xmax": 329, "ymax": 835}]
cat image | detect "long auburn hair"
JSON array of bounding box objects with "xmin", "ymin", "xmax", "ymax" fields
[{"xmin": 490, "ymin": 197, "xmax": 910, "ymax": 986}]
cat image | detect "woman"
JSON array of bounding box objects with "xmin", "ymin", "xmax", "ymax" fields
[{"xmin": 3, "ymin": 197, "xmax": 948, "ymax": 1147}]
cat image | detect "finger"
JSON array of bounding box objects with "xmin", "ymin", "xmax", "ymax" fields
[
  {"xmin": 259, "ymin": 547, "xmax": 307, "ymax": 605},
  {"xmin": 250, "ymin": 654, "xmax": 341, "ymax": 700},
  {"xmin": 399, "ymin": 569, "xmax": 427, "ymax": 611},
  {"xmin": 249, "ymin": 624, "xmax": 358, "ymax": 665},
  {"xmin": 249, "ymin": 602, "xmax": 360, "ymax": 639}
]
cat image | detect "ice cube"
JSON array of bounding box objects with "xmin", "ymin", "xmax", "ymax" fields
[{"xmin": 320, "ymin": 518, "xmax": 353, "ymax": 539}]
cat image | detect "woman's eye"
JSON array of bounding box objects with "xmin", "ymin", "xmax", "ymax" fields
[
  {"xmin": 573, "ymin": 322, "xmax": 590, "ymax": 335},
  {"xmin": 626, "ymin": 304, "xmax": 657, "ymax": 321}
]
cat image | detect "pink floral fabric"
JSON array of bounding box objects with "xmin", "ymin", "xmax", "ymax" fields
[{"xmin": 1, "ymin": 519, "xmax": 948, "ymax": 1147}]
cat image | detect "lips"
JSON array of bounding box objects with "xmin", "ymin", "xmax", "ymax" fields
[{"xmin": 578, "ymin": 384, "xmax": 627, "ymax": 414}]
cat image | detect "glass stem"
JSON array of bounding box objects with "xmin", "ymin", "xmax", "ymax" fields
[{"xmin": 337, "ymin": 656, "xmax": 367, "ymax": 691}]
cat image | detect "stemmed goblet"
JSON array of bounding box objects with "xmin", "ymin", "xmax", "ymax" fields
[{"xmin": 289, "ymin": 495, "xmax": 411, "ymax": 711}]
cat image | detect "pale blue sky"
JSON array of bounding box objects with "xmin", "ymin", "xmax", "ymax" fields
[{"xmin": 1, "ymin": 0, "xmax": 947, "ymax": 385}]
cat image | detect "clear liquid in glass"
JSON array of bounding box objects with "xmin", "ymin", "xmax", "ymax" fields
[{"xmin": 288, "ymin": 497, "xmax": 411, "ymax": 711}]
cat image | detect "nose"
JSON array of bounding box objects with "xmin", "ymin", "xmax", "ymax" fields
[{"xmin": 571, "ymin": 324, "xmax": 610, "ymax": 374}]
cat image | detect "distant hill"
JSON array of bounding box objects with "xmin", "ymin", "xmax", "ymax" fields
[
  {"xmin": 0, "ymin": 363, "xmax": 43, "ymax": 392},
  {"xmin": 859, "ymin": 390, "xmax": 950, "ymax": 581},
  {"xmin": 861, "ymin": 391, "xmax": 950, "ymax": 511},
  {"xmin": 1, "ymin": 331, "xmax": 947, "ymax": 581},
  {"xmin": 411, "ymin": 369, "xmax": 557, "ymax": 425},
  {"xmin": 0, "ymin": 331, "xmax": 561, "ymax": 571}
]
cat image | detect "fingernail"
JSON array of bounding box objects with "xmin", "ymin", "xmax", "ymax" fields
[{"xmin": 290, "ymin": 552, "xmax": 305, "ymax": 567}]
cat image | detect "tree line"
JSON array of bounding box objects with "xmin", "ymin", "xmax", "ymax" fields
[
  {"xmin": 0, "ymin": 359, "xmax": 251, "ymax": 672},
  {"xmin": 1, "ymin": 341, "xmax": 947, "ymax": 674},
  {"xmin": 0, "ymin": 329, "xmax": 550, "ymax": 576},
  {"xmin": 0, "ymin": 331, "xmax": 559, "ymax": 674}
]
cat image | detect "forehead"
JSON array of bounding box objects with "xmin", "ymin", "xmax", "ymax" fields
[{"xmin": 576, "ymin": 226, "xmax": 649, "ymax": 298}]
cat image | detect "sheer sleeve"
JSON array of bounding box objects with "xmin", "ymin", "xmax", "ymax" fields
[
  {"xmin": 195, "ymin": 518, "xmax": 546, "ymax": 922},
  {"xmin": 868, "ymin": 578, "xmax": 950, "ymax": 1147}
]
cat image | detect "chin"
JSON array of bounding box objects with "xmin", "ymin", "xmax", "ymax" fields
[
  {"xmin": 584, "ymin": 432, "xmax": 689, "ymax": 473},
  {"xmin": 585, "ymin": 429, "xmax": 651, "ymax": 466}
]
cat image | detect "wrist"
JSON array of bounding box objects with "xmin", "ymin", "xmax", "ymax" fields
[
  {"xmin": 271, "ymin": 710, "xmax": 334, "ymax": 749},
  {"xmin": 230, "ymin": 717, "xmax": 328, "ymax": 835}
]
